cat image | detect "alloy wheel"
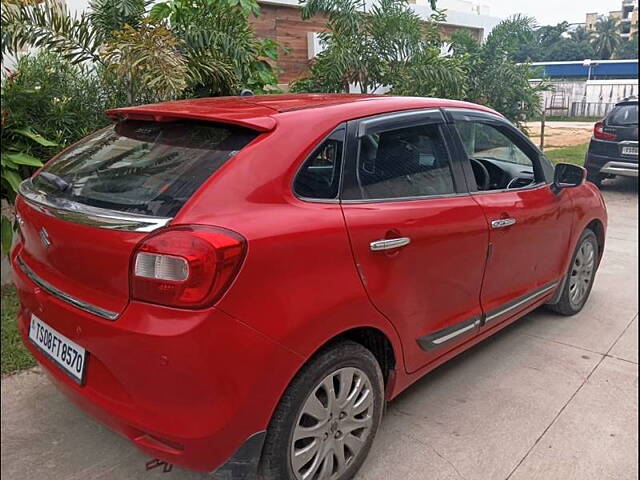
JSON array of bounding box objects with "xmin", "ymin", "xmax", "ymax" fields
[
  {"xmin": 290, "ymin": 367, "xmax": 374, "ymax": 480},
  {"xmin": 569, "ymin": 239, "xmax": 596, "ymax": 308}
]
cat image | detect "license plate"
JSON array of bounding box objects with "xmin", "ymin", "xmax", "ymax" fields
[
  {"xmin": 29, "ymin": 315, "xmax": 87, "ymax": 384},
  {"xmin": 622, "ymin": 146, "xmax": 638, "ymax": 156}
]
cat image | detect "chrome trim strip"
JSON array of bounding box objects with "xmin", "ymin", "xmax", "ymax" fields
[
  {"xmin": 432, "ymin": 320, "xmax": 480, "ymax": 345},
  {"xmin": 416, "ymin": 316, "xmax": 481, "ymax": 351},
  {"xmin": 340, "ymin": 192, "xmax": 469, "ymax": 204},
  {"xmin": 485, "ymin": 282, "xmax": 558, "ymax": 324},
  {"xmin": 601, "ymin": 162, "xmax": 638, "ymax": 178},
  {"xmin": 370, "ymin": 237, "xmax": 411, "ymax": 251},
  {"xmin": 19, "ymin": 180, "xmax": 172, "ymax": 232},
  {"xmin": 17, "ymin": 257, "xmax": 120, "ymax": 321},
  {"xmin": 470, "ymin": 182, "xmax": 548, "ymax": 196}
]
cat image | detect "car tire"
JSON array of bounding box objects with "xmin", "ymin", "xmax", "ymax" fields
[
  {"xmin": 586, "ymin": 170, "xmax": 602, "ymax": 187},
  {"xmin": 259, "ymin": 340, "xmax": 385, "ymax": 480},
  {"xmin": 548, "ymin": 229, "xmax": 599, "ymax": 316}
]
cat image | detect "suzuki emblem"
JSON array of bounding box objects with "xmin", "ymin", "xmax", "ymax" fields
[{"xmin": 39, "ymin": 227, "xmax": 51, "ymax": 249}]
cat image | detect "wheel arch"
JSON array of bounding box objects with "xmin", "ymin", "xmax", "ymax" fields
[
  {"xmin": 289, "ymin": 324, "xmax": 402, "ymax": 398},
  {"xmin": 585, "ymin": 218, "xmax": 606, "ymax": 266}
]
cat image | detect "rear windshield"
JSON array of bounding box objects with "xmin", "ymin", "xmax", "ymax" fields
[
  {"xmin": 32, "ymin": 120, "xmax": 258, "ymax": 217},
  {"xmin": 608, "ymin": 104, "xmax": 638, "ymax": 126}
]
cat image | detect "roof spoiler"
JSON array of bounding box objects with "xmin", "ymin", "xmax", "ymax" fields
[{"xmin": 105, "ymin": 107, "xmax": 277, "ymax": 132}]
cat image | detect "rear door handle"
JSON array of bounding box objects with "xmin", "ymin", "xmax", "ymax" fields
[
  {"xmin": 370, "ymin": 237, "xmax": 411, "ymax": 251},
  {"xmin": 491, "ymin": 218, "xmax": 516, "ymax": 229}
]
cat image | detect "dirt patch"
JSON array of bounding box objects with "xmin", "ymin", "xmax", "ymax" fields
[
  {"xmin": 527, "ymin": 127, "xmax": 593, "ymax": 151},
  {"xmin": 525, "ymin": 122, "xmax": 594, "ymax": 151}
]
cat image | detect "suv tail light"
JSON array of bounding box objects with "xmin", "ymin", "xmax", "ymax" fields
[
  {"xmin": 131, "ymin": 226, "xmax": 246, "ymax": 309},
  {"xmin": 593, "ymin": 121, "xmax": 617, "ymax": 141}
]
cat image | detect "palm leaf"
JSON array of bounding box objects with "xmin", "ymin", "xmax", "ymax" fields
[{"xmin": 1, "ymin": 0, "xmax": 103, "ymax": 66}]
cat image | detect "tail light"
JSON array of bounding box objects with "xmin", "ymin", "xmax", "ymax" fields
[
  {"xmin": 131, "ymin": 225, "xmax": 246, "ymax": 309},
  {"xmin": 593, "ymin": 122, "xmax": 617, "ymax": 141}
]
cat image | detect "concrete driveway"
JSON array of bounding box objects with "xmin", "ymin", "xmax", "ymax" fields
[{"xmin": 2, "ymin": 178, "xmax": 638, "ymax": 480}]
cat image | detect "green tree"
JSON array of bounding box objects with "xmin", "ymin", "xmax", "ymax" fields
[
  {"xmin": 149, "ymin": 0, "xmax": 281, "ymax": 95},
  {"xmin": 570, "ymin": 26, "xmax": 593, "ymax": 43},
  {"xmin": 615, "ymin": 33, "xmax": 638, "ymax": 59},
  {"xmin": 543, "ymin": 38, "xmax": 595, "ymax": 61},
  {"xmin": 592, "ymin": 17, "xmax": 622, "ymax": 59},
  {"xmin": 449, "ymin": 15, "xmax": 549, "ymax": 125},
  {"xmin": 536, "ymin": 21, "xmax": 569, "ymax": 47},
  {"xmin": 511, "ymin": 23, "xmax": 599, "ymax": 63},
  {"xmin": 1, "ymin": 0, "xmax": 280, "ymax": 100},
  {"xmin": 88, "ymin": 0, "xmax": 149, "ymax": 37},
  {"xmin": 291, "ymin": 0, "xmax": 465, "ymax": 97}
]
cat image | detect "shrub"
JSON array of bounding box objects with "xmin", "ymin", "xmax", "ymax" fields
[
  {"xmin": 1, "ymin": 52, "xmax": 112, "ymax": 253},
  {"xmin": 2, "ymin": 51, "xmax": 111, "ymax": 152}
]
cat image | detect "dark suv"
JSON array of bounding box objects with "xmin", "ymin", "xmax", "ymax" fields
[{"xmin": 585, "ymin": 97, "xmax": 638, "ymax": 186}]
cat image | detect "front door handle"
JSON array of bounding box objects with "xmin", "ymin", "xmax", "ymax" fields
[
  {"xmin": 370, "ymin": 237, "xmax": 411, "ymax": 252},
  {"xmin": 491, "ymin": 218, "xmax": 517, "ymax": 229}
]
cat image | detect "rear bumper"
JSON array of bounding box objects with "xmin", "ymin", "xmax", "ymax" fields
[
  {"xmin": 600, "ymin": 161, "xmax": 639, "ymax": 177},
  {"xmin": 11, "ymin": 250, "xmax": 300, "ymax": 474},
  {"xmin": 585, "ymin": 152, "xmax": 638, "ymax": 177}
]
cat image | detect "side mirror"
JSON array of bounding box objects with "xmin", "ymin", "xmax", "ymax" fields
[{"xmin": 551, "ymin": 163, "xmax": 586, "ymax": 194}]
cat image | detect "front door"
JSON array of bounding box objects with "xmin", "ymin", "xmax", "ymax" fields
[
  {"xmin": 340, "ymin": 110, "xmax": 489, "ymax": 373},
  {"xmin": 449, "ymin": 110, "xmax": 575, "ymax": 325}
]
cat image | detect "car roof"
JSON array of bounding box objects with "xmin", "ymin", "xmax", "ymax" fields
[
  {"xmin": 616, "ymin": 96, "xmax": 638, "ymax": 105},
  {"xmin": 106, "ymin": 94, "xmax": 502, "ymax": 132}
]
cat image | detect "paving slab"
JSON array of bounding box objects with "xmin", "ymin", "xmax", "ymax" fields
[
  {"xmin": 609, "ymin": 316, "xmax": 639, "ymax": 364},
  {"xmin": 509, "ymin": 356, "xmax": 639, "ymax": 480},
  {"xmin": 359, "ymin": 327, "xmax": 602, "ymax": 480},
  {"xmin": 1, "ymin": 368, "xmax": 204, "ymax": 480},
  {"xmin": 513, "ymin": 253, "xmax": 638, "ymax": 355}
]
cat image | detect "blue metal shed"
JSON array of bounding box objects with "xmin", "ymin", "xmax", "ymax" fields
[{"xmin": 529, "ymin": 60, "xmax": 638, "ymax": 79}]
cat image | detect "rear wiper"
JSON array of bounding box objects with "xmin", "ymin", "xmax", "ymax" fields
[{"xmin": 37, "ymin": 172, "xmax": 71, "ymax": 192}]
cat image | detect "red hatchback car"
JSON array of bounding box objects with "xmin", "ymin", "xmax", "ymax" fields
[{"xmin": 12, "ymin": 94, "xmax": 607, "ymax": 480}]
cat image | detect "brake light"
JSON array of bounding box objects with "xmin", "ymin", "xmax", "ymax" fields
[
  {"xmin": 593, "ymin": 122, "xmax": 617, "ymax": 141},
  {"xmin": 131, "ymin": 226, "xmax": 246, "ymax": 309}
]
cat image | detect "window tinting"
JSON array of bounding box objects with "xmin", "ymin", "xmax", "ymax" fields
[
  {"xmin": 294, "ymin": 137, "xmax": 343, "ymax": 199},
  {"xmin": 608, "ymin": 104, "xmax": 638, "ymax": 126},
  {"xmin": 343, "ymin": 124, "xmax": 455, "ymax": 200},
  {"xmin": 31, "ymin": 120, "xmax": 258, "ymax": 217}
]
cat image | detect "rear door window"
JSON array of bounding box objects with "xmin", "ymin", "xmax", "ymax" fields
[
  {"xmin": 342, "ymin": 123, "xmax": 456, "ymax": 200},
  {"xmin": 294, "ymin": 130, "xmax": 344, "ymax": 200},
  {"xmin": 31, "ymin": 120, "xmax": 258, "ymax": 217}
]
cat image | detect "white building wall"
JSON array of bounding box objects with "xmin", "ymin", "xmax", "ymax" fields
[{"xmin": 542, "ymin": 79, "xmax": 639, "ymax": 117}]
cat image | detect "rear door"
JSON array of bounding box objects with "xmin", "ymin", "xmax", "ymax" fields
[
  {"xmin": 339, "ymin": 110, "xmax": 489, "ymax": 373},
  {"xmin": 448, "ymin": 109, "xmax": 574, "ymax": 325},
  {"xmin": 15, "ymin": 120, "xmax": 258, "ymax": 319}
]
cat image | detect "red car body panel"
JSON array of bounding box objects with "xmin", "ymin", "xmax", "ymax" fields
[
  {"xmin": 340, "ymin": 197, "xmax": 489, "ymax": 373},
  {"xmin": 12, "ymin": 265, "xmax": 303, "ymax": 471},
  {"xmin": 473, "ymin": 185, "xmax": 576, "ymax": 314},
  {"xmin": 11, "ymin": 94, "xmax": 607, "ymax": 474},
  {"xmin": 15, "ymin": 196, "xmax": 144, "ymax": 315}
]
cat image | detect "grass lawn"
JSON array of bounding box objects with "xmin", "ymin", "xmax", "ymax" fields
[
  {"xmin": 544, "ymin": 143, "xmax": 589, "ymax": 166},
  {"xmin": 1, "ymin": 285, "xmax": 35, "ymax": 375}
]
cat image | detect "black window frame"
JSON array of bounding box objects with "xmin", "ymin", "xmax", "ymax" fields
[
  {"xmin": 340, "ymin": 109, "xmax": 469, "ymax": 203},
  {"xmin": 292, "ymin": 125, "xmax": 346, "ymax": 203},
  {"xmin": 445, "ymin": 108, "xmax": 555, "ymax": 193}
]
